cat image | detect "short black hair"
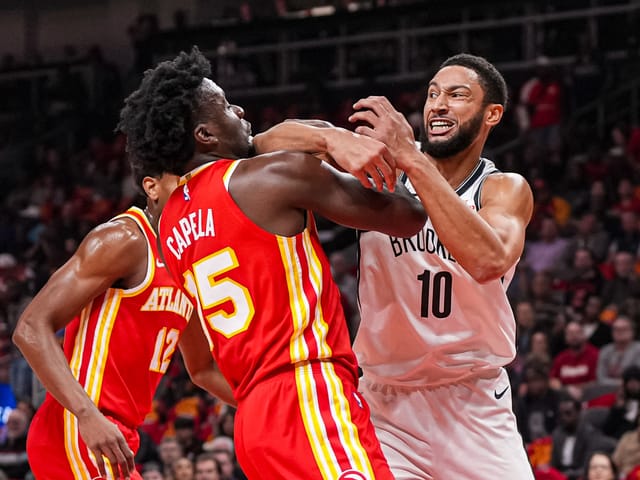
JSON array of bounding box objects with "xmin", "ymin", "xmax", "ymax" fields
[
  {"xmin": 117, "ymin": 46, "xmax": 211, "ymax": 185},
  {"xmin": 439, "ymin": 53, "xmax": 508, "ymax": 110}
]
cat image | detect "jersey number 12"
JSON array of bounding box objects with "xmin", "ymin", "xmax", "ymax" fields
[{"xmin": 417, "ymin": 269, "xmax": 452, "ymax": 318}]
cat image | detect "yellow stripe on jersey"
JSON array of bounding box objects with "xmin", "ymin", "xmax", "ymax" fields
[
  {"xmin": 295, "ymin": 363, "xmax": 341, "ymax": 480},
  {"xmin": 116, "ymin": 208, "xmax": 156, "ymax": 298},
  {"xmin": 301, "ymin": 230, "xmax": 332, "ymax": 358},
  {"xmin": 278, "ymin": 236, "xmax": 310, "ymax": 363},
  {"xmin": 320, "ymin": 362, "xmax": 375, "ymax": 477},
  {"xmin": 63, "ymin": 410, "xmax": 91, "ymax": 480},
  {"xmin": 64, "ymin": 303, "xmax": 93, "ymax": 480},
  {"xmin": 85, "ymin": 290, "xmax": 121, "ymax": 403}
]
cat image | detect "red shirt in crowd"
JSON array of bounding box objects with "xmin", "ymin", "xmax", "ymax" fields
[{"xmin": 550, "ymin": 344, "xmax": 599, "ymax": 385}]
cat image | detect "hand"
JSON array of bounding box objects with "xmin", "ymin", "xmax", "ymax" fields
[
  {"xmin": 324, "ymin": 128, "xmax": 396, "ymax": 191},
  {"xmin": 77, "ymin": 410, "xmax": 135, "ymax": 479},
  {"xmin": 349, "ymin": 96, "xmax": 418, "ymax": 171}
]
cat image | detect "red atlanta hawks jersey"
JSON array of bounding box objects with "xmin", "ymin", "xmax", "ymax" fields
[
  {"xmin": 56, "ymin": 206, "xmax": 192, "ymax": 428},
  {"xmin": 159, "ymin": 160, "xmax": 358, "ymax": 401}
]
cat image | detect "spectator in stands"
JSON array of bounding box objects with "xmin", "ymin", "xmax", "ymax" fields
[
  {"xmin": 612, "ymin": 415, "xmax": 640, "ymax": 479},
  {"xmin": 526, "ymin": 217, "xmax": 569, "ymax": 273},
  {"xmin": 584, "ymin": 451, "xmax": 617, "ymax": 480},
  {"xmin": 597, "ymin": 316, "xmax": 640, "ymax": 387},
  {"xmin": 563, "ymin": 212, "xmax": 610, "ymax": 264},
  {"xmin": 194, "ymin": 452, "xmax": 221, "ymax": 480},
  {"xmin": 516, "ymin": 359, "xmax": 561, "ymax": 444},
  {"xmin": 579, "ymin": 295, "xmax": 613, "ymax": 349},
  {"xmin": 172, "ymin": 457, "xmax": 195, "ymax": 480},
  {"xmin": 608, "ymin": 211, "xmax": 640, "ymax": 258},
  {"xmin": 174, "ymin": 415, "xmax": 203, "ymax": 460},
  {"xmin": 519, "ymin": 56, "xmax": 564, "ymax": 152},
  {"xmin": 601, "ymin": 251, "xmax": 640, "ymax": 309},
  {"xmin": 529, "ymin": 271, "xmax": 565, "ymax": 330},
  {"xmin": 611, "ymin": 179, "xmax": 640, "ymax": 218},
  {"xmin": 0, "ymin": 408, "xmax": 30, "ymax": 478},
  {"xmin": 556, "ymin": 247, "xmax": 603, "ymax": 304},
  {"xmin": 159, "ymin": 436, "xmax": 184, "ymax": 479},
  {"xmin": 142, "ymin": 462, "xmax": 166, "ymax": 480},
  {"xmin": 530, "ymin": 180, "xmax": 572, "ymax": 233},
  {"xmin": 551, "ymin": 396, "xmax": 611, "ymax": 480},
  {"xmin": 202, "ymin": 436, "xmax": 244, "ymax": 480},
  {"xmin": 550, "ymin": 321, "xmax": 599, "ymax": 400},
  {"xmin": 603, "ymin": 365, "xmax": 640, "ymax": 439},
  {"xmin": 516, "ymin": 300, "xmax": 537, "ymax": 355}
]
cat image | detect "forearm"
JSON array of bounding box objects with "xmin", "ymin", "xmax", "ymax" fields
[
  {"xmin": 191, "ymin": 367, "xmax": 237, "ymax": 407},
  {"xmin": 404, "ymin": 156, "xmax": 507, "ymax": 281},
  {"xmin": 253, "ymin": 122, "xmax": 332, "ymax": 155},
  {"xmin": 13, "ymin": 318, "xmax": 98, "ymax": 418}
]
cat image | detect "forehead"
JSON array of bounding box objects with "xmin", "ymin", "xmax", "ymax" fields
[
  {"xmin": 429, "ymin": 65, "xmax": 481, "ymax": 89},
  {"xmin": 200, "ymin": 78, "xmax": 225, "ymax": 102}
]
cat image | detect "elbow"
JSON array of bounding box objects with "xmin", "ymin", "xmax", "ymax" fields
[
  {"xmin": 12, "ymin": 319, "xmax": 32, "ymax": 353},
  {"xmin": 466, "ymin": 256, "xmax": 511, "ymax": 284}
]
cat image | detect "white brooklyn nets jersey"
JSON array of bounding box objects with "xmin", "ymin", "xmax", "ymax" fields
[{"xmin": 354, "ymin": 158, "xmax": 517, "ymax": 387}]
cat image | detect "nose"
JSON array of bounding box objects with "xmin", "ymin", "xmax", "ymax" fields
[
  {"xmin": 232, "ymin": 104, "xmax": 245, "ymax": 118},
  {"xmin": 431, "ymin": 93, "xmax": 448, "ymax": 113}
]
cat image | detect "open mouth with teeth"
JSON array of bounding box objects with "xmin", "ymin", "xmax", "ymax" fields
[{"xmin": 428, "ymin": 119, "xmax": 455, "ymax": 136}]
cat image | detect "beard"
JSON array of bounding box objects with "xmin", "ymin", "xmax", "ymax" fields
[{"xmin": 420, "ymin": 109, "xmax": 484, "ymax": 159}]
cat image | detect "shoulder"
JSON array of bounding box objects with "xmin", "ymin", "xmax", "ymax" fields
[
  {"xmin": 78, "ymin": 217, "xmax": 147, "ymax": 266},
  {"xmin": 483, "ymin": 171, "xmax": 532, "ymax": 195},
  {"xmin": 481, "ymin": 172, "xmax": 533, "ymax": 212}
]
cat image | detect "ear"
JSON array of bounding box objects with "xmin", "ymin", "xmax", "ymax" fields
[
  {"xmin": 142, "ymin": 176, "xmax": 160, "ymax": 201},
  {"xmin": 194, "ymin": 122, "xmax": 219, "ymax": 147},
  {"xmin": 485, "ymin": 104, "xmax": 503, "ymax": 127}
]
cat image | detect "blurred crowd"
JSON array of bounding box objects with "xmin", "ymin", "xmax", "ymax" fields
[{"xmin": 1, "ymin": 1, "xmax": 640, "ymax": 480}]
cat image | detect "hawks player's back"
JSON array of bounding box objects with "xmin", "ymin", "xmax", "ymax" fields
[{"xmin": 159, "ymin": 160, "xmax": 358, "ymax": 401}]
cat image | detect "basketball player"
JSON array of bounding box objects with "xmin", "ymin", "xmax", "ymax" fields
[
  {"xmin": 118, "ymin": 47, "xmax": 425, "ymax": 480},
  {"xmin": 255, "ymin": 54, "xmax": 535, "ymax": 479},
  {"xmin": 13, "ymin": 175, "xmax": 234, "ymax": 479}
]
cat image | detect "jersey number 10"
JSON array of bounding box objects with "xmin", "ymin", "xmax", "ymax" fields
[{"xmin": 417, "ymin": 270, "xmax": 452, "ymax": 318}]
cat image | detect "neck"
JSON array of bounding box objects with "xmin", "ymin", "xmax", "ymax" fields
[{"xmin": 429, "ymin": 137, "xmax": 487, "ymax": 189}]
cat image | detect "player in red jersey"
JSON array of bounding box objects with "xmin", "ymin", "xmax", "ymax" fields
[
  {"xmin": 117, "ymin": 47, "xmax": 425, "ymax": 480},
  {"xmin": 13, "ymin": 175, "xmax": 234, "ymax": 479}
]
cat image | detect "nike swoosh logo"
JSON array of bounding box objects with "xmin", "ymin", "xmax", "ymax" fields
[
  {"xmin": 156, "ymin": 259, "xmax": 165, "ymax": 268},
  {"xmin": 494, "ymin": 386, "xmax": 509, "ymax": 399}
]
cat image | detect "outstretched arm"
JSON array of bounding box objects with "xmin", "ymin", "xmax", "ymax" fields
[
  {"xmin": 253, "ymin": 120, "xmax": 397, "ymax": 191},
  {"xmin": 349, "ymin": 96, "xmax": 533, "ymax": 282},
  {"xmin": 232, "ymin": 152, "xmax": 426, "ymax": 238},
  {"xmin": 179, "ymin": 312, "xmax": 236, "ymax": 407},
  {"xmin": 13, "ymin": 220, "xmax": 141, "ymax": 479}
]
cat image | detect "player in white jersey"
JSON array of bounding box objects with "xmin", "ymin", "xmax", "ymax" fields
[{"xmin": 344, "ymin": 53, "xmax": 535, "ymax": 479}]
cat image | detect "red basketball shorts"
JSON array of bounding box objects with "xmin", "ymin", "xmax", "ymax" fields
[
  {"xmin": 27, "ymin": 398, "xmax": 142, "ymax": 480},
  {"xmin": 234, "ymin": 361, "xmax": 393, "ymax": 480}
]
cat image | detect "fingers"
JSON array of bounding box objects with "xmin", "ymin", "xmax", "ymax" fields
[
  {"xmin": 94, "ymin": 451, "xmax": 107, "ymax": 479},
  {"xmin": 352, "ymin": 96, "xmax": 395, "ymax": 117},
  {"xmin": 348, "ymin": 109, "xmax": 379, "ymax": 127}
]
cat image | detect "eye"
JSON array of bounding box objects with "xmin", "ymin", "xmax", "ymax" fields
[{"xmin": 428, "ymin": 91, "xmax": 438, "ymax": 99}]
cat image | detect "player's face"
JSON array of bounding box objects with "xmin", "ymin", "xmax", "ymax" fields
[
  {"xmin": 200, "ymin": 79, "xmax": 252, "ymax": 159},
  {"xmin": 421, "ymin": 65, "xmax": 489, "ymax": 159}
]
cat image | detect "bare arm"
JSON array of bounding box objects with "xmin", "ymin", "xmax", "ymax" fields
[
  {"xmin": 232, "ymin": 152, "xmax": 426, "ymax": 238},
  {"xmin": 12, "ymin": 219, "xmax": 141, "ymax": 478},
  {"xmin": 253, "ymin": 120, "xmax": 397, "ymax": 191},
  {"xmin": 179, "ymin": 313, "xmax": 236, "ymax": 407},
  {"xmin": 349, "ymin": 96, "xmax": 533, "ymax": 282}
]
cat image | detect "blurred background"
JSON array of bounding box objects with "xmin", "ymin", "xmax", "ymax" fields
[{"xmin": 1, "ymin": 0, "xmax": 640, "ymax": 479}]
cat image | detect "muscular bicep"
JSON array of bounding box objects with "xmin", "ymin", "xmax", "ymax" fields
[
  {"xmin": 478, "ymin": 173, "xmax": 533, "ymax": 267},
  {"xmin": 20, "ymin": 221, "xmax": 145, "ymax": 332}
]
